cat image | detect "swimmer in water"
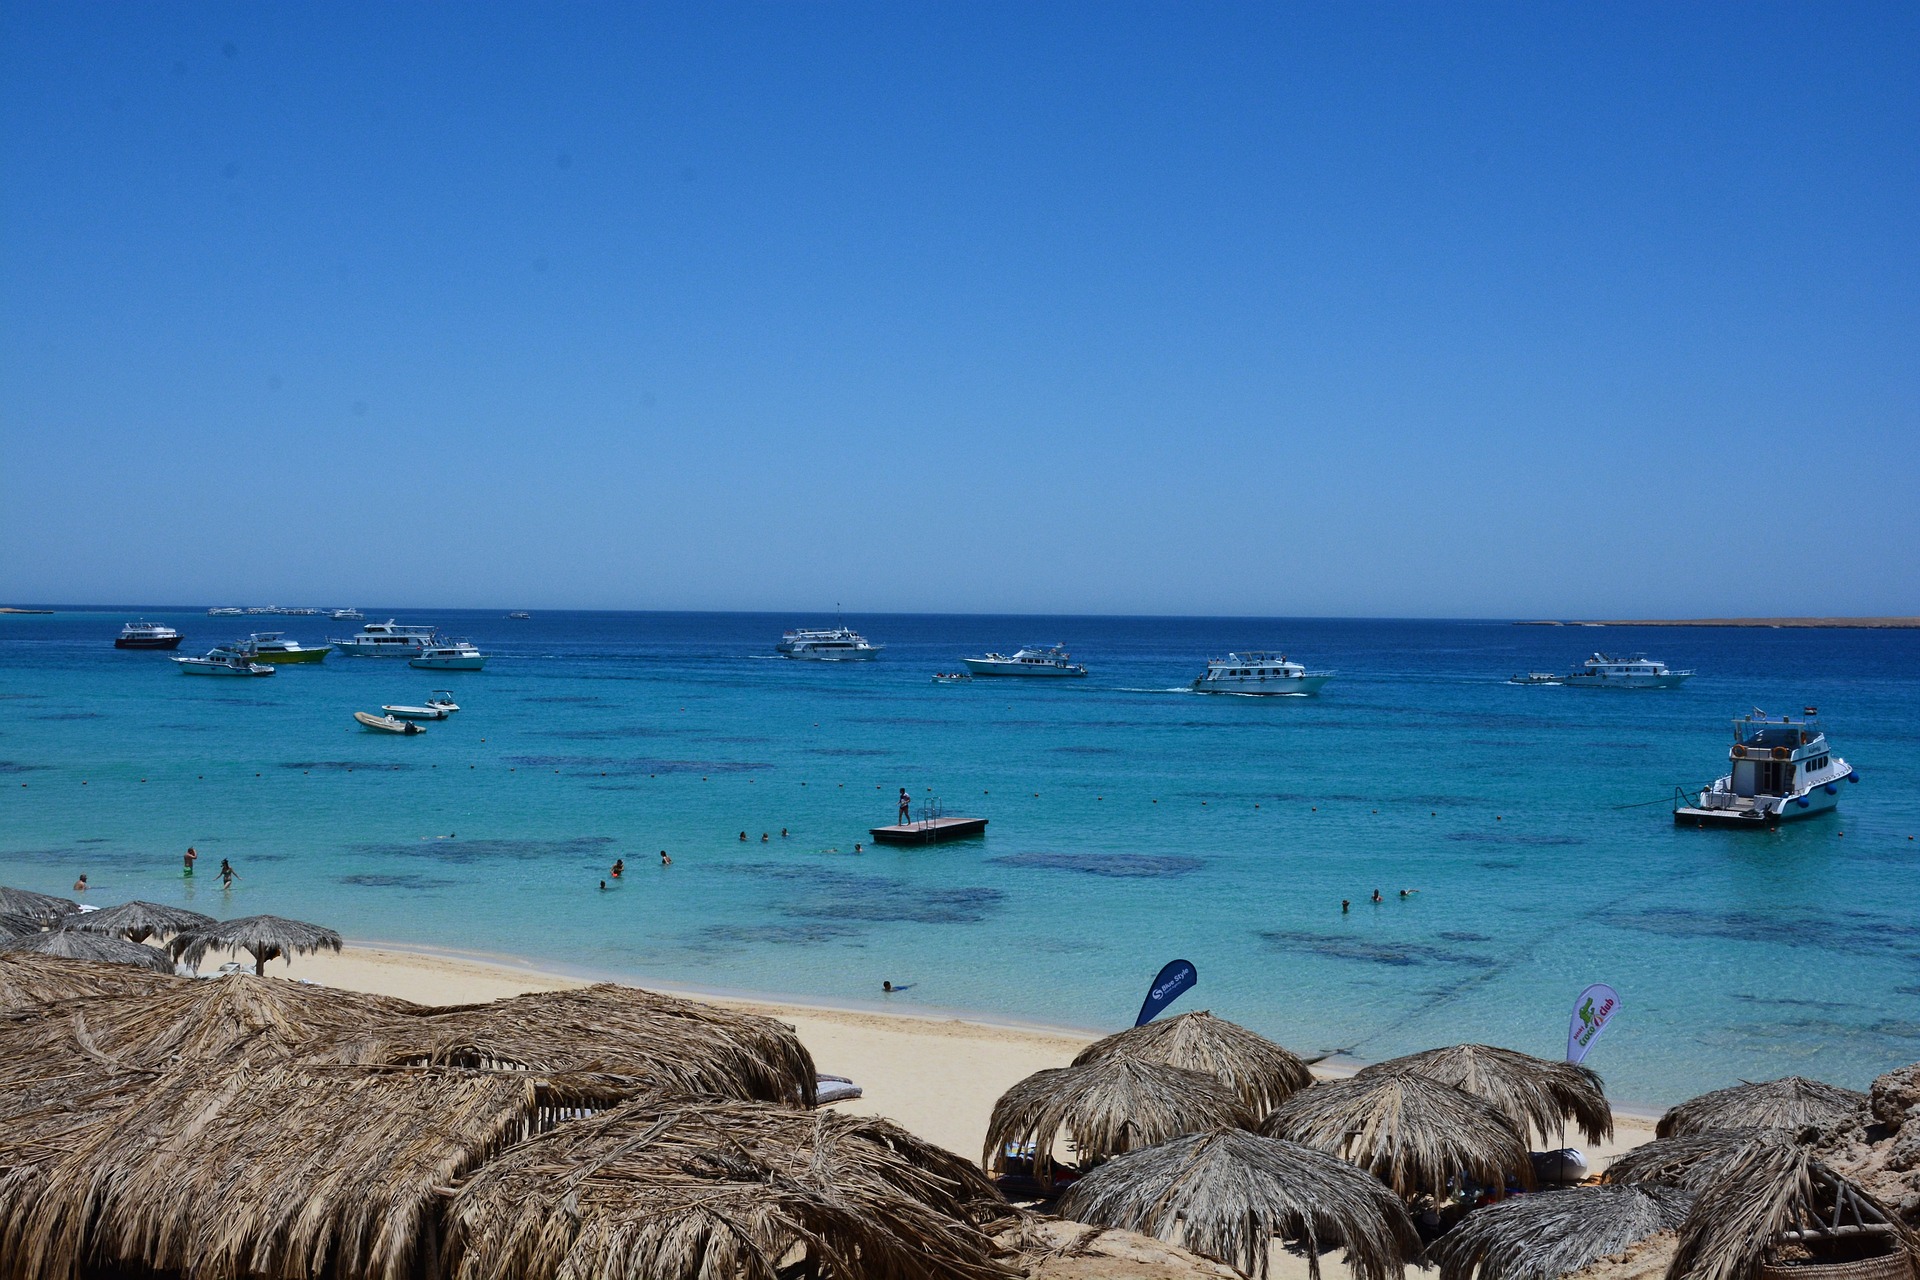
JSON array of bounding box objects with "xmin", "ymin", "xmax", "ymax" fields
[
  {"xmin": 611, "ymin": 859, "xmax": 624, "ymax": 879},
  {"xmin": 739, "ymin": 831, "xmax": 747, "ymax": 842},
  {"xmin": 183, "ymin": 846, "xmax": 198, "ymax": 875},
  {"xmin": 853, "ymin": 842, "xmax": 863, "ymax": 853},
  {"xmin": 761, "ymin": 833, "xmax": 769, "ymax": 843},
  {"xmin": 1371, "ymin": 889, "xmax": 1383, "ymax": 904},
  {"xmin": 660, "ymin": 850, "xmax": 671, "ymax": 866},
  {"xmin": 1341, "ymin": 899, "xmax": 1350, "ymax": 913},
  {"xmin": 882, "ymin": 980, "xmax": 894, "ymax": 992},
  {"xmin": 73, "ymin": 874, "xmax": 88, "ymax": 892},
  {"xmin": 599, "ymin": 879, "xmax": 608, "ymax": 891}
]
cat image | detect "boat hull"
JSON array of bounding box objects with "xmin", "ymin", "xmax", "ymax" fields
[
  {"xmin": 116, "ymin": 636, "xmax": 183, "ymax": 650},
  {"xmin": 174, "ymin": 659, "xmax": 274, "ymax": 676},
  {"xmin": 1675, "ymin": 774, "xmax": 1850, "ymax": 827},
  {"xmin": 1565, "ymin": 673, "xmax": 1693, "ymax": 689},
  {"xmin": 1192, "ymin": 675, "xmax": 1331, "ymax": 696},
  {"xmin": 355, "ymin": 711, "xmax": 424, "ymax": 734},
  {"xmin": 251, "ymin": 646, "xmax": 329, "ymax": 664},
  {"xmin": 382, "ymin": 705, "xmax": 449, "ymax": 720},
  {"xmin": 333, "ymin": 642, "xmax": 426, "ymax": 657},
  {"xmin": 784, "ymin": 649, "xmax": 880, "ymax": 661},
  {"xmin": 410, "ymin": 655, "xmax": 485, "ymax": 670},
  {"xmin": 961, "ymin": 660, "xmax": 1085, "ymax": 677}
]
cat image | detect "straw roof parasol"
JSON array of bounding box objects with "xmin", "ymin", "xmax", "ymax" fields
[
  {"xmin": 1602, "ymin": 1125, "xmax": 1804, "ymax": 1192},
  {"xmin": 0, "ymin": 913, "xmax": 43, "ymax": 942},
  {"xmin": 63, "ymin": 898, "xmax": 215, "ymax": 943},
  {"xmin": 0, "ymin": 928, "xmax": 175, "ymax": 972},
  {"xmin": 0, "ymin": 885, "xmax": 79, "ymax": 923},
  {"xmin": 1057, "ymin": 1127, "xmax": 1420, "ymax": 1280},
  {"xmin": 360, "ymin": 983, "xmax": 819, "ymax": 1105},
  {"xmin": 1668, "ymin": 1141, "xmax": 1920, "ymax": 1280},
  {"xmin": 985, "ymin": 1058, "xmax": 1254, "ymax": 1184},
  {"xmin": 170, "ymin": 912, "xmax": 343, "ymax": 974},
  {"xmin": 1656, "ymin": 1075, "xmax": 1870, "ymax": 1139},
  {"xmin": 1363, "ymin": 1044, "xmax": 1612, "ymax": 1146},
  {"xmin": 1072, "ymin": 1012, "xmax": 1313, "ymax": 1117},
  {"xmin": 0, "ymin": 951, "xmax": 182, "ymax": 1013},
  {"xmin": 444, "ymin": 1096, "xmax": 1015, "ymax": 1280},
  {"xmin": 1427, "ymin": 1183, "xmax": 1693, "ymax": 1280},
  {"xmin": 1259, "ymin": 1074, "xmax": 1533, "ymax": 1201}
]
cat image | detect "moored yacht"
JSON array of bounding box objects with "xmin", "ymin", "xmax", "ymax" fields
[
  {"xmin": 115, "ymin": 622, "xmax": 183, "ymax": 650},
  {"xmin": 962, "ymin": 645, "xmax": 1087, "ymax": 677},
  {"xmin": 228, "ymin": 633, "xmax": 330, "ymax": 664},
  {"xmin": 1563, "ymin": 652, "xmax": 1693, "ymax": 689},
  {"xmin": 331, "ymin": 608, "xmax": 366, "ymax": 621},
  {"xmin": 777, "ymin": 627, "xmax": 883, "ymax": 661},
  {"xmin": 329, "ymin": 620, "xmax": 438, "ymax": 657},
  {"xmin": 174, "ymin": 648, "xmax": 275, "ymax": 677},
  {"xmin": 410, "ymin": 639, "xmax": 486, "ymax": 670},
  {"xmin": 207, "ymin": 607, "xmax": 244, "ymax": 617},
  {"xmin": 1191, "ymin": 652, "xmax": 1332, "ymax": 696},
  {"xmin": 1675, "ymin": 708, "xmax": 1856, "ymax": 826}
]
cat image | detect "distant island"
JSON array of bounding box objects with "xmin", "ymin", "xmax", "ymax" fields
[
  {"xmin": 1517, "ymin": 617, "xmax": 1920, "ymax": 629},
  {"xmin": 0, "ymin": 607, "xmax": 53, "ymax": 615}
]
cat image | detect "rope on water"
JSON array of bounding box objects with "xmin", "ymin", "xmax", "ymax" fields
[{"xmin": 1613, "ymin": 784, "xmax": 1711, "ymax": 810}]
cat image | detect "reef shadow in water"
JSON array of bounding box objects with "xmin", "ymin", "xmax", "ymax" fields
[
  {"xmin": 0, "ymin": 761, "xmax": 48, "ymax": 773},
  {"xmin": 520, "ymin": 695, "xmax": 607, "ymax": 705},
  {"xmin": 1597, "ymin": 906, "xmax": 1920, "ymax": 963},
  {"xmin": 1259, "ymin": 928, "xmax": 1495, "ymax": 968},
  {"xmin": 808, "ymin": 747, "xmax": 892, "ymax": 758},
  {"xmin": 352, "ymin": 835, "xmax": 617, "ymax": 865},
  {"xmin": 338, "ymin": 872, "xmax": 458, "ymax": 890},
  {"xmin": 1050, "ymin": 745, "xmax": 1124, "ymax": 756},
  {"xmin": 732, "ymin": 862, "xmax": 1004, "ymax": 925},
  {"xmin": 542, "ymin": 725, "xmax": 671, "ymax": 741},
  {"xmin": 1445, "ymin": 831, "xmax": 1586, "ymax": 847},
  {"xmin": 33, "ymin": 712, "xmax": 104, "ymax": 721},
  {"xmin": 695, "ymin": 921, "xmax": 867, "ymax": 948},
  {"xmin": 990, "ymin": 852, "xmax": 1203, "ymax": 878},
  {"xmin": 281, "ymin": 761, "xmax": 414, "ymax": 772},
  {"xmin": 504, "ymin": 755, "xmax": 771, "ymax": 776}
]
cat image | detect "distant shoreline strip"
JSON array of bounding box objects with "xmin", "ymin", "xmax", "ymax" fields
[{"xmin": 1516, "ymin": 617, "xmax": 1920, "ymax": 629}]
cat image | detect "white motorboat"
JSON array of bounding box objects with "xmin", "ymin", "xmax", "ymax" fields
[
  {"xmin": 116, "ymin": 622, "xmax": 183, "ymax": 650},
  {"xmin": 1562, "ymin": 653, "xmax": 1694, "ymax": 689},
  {"xmin": 229, "ymin": 632, "xmax": 331, "ymax": 664},
  {"xmin": 329, "ymin": 620, "xmax": 438, "ymax": 657},
  {"xmin": 174, "ymin": 649, "xmax": 275, "ymax": 677},
  {"xmin": 207, "ymin": 607, "xmax": 245, "ymax": 617},
  {"xmin": 382, "ymin": 702, "xmax": 449, "ymax": 721},
  {"xmin": 331, "ymin": 608, "xmax": 365, "ymax": 621},
  {"xmin": 507, "ymin": 611, "xmax": 531, "ymax": 620},
  {"xmin": 778, "ymin": 627, "xmax": 882, "ymax": 661},
  {"xmin": 1509, "ymin": 672, "xmax": 1563, "ymax": 686},
  {"xmin": 1675, "ymin": 708, "xmax": 1855, "ymax": 826},
  {"xmin": 355, "ymin": 711, "xmax": 424, "ymax": 735},
  {"xmin": 962, "ymin": 645, "xmax": 1087, "ymax": 677},
  {"xmin": 1191, "ymin": 652, "xmax": 1332, "ymax": 696},
  {"xmin": 425, "ymin": 690, "xmax": 460, "ymax": 713},
  {"xmin": 410, "ymin": 640, "xmax": 486, "ymax": 670}
]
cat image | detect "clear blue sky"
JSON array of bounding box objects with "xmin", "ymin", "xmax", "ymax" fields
[{"xmin": 3, "ymin": 3, "xmax": 1914, "ymax": 616}]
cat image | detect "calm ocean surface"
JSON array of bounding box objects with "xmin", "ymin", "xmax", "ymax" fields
[{"xmin": 3, "ymin": 609, "xmax": 1916, "ymax": 1105}]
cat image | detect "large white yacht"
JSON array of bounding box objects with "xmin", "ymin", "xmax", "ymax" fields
[
  {"xmin": 1563, "ymin": 652, "xmax": 1694, "ymax": 689},
  {"xmin": 777, "ymin": 627, "xmax": 882, "ymax": 661},
  {"xmin": 329, "ymin": 620, "xmax": 438, "ymax": 657},
  {"xmin": 1191, "ymin": 652, "xmax": 1332, "ymax": 696},
  {"xmin": 1675, "ymin": 708, "xmax": 1855, "ymax": 827},
  {"xmin": 962, "ymin": 645, "xmax": 1087, "ymax": 677}
]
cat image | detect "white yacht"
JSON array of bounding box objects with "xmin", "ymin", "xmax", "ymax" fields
[
  {"xmin": 962, "ymin": 645, "xmax": 1087, "ymax": 677},
  {"xmin": 1675, "ymin": 708, "xmax": 1855, "ymax": 827},
  {"xmin": 174, "ymin": 649, "xmax": 275, "ymax": 677},
  {"xmin": 1191, "ymin": 652, "xmax": 1332, "ymax": 696},
  {"xmin": 1563, "ymin": 652, "xmax": 1694, "ymax": 689},
  {"xmin": 410, "ymin": 639, "xmax": 486, "ymax": 670},
  {"xmin": 208, "ymin": 607, "xmax": 244, "ymax": 617},
  {"xmin": 331, "ymin": 608, "xmax": 365, "ymax": 621},
  {"xmin": 230, "ymin": 632, "xmax": 330, "ymax": 663},
  {"xmin": 777, "ymin": 627, "xmax": 883, "ymax": 661},
  {"xmin": 329, "ymin": 620, "xmax": 438, "ymax": 657}
]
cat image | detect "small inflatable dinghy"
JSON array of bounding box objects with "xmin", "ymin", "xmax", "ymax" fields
[{"xmin": 355, "ymin": 711, "xmax": 424, "ymax": 735}]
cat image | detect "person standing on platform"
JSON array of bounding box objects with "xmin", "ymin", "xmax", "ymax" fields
[{"xmin": 897, "ymin": 788, "xmax": 911, "ymax": 823}]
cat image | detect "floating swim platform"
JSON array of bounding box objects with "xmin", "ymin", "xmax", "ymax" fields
[{"xmin": 868, "ymin": 817, "xmax": 988, "ymax": 845}]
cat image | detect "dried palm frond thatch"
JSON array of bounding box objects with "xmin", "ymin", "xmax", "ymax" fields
[
  {"xmin": 1260, "ymin": 1074, "xmax": 1532, "ymax": 1201},
  {"xmin": 993, "ymin": 1217, "xmax": 1242, "ymax": 1279},
  {"xmin": 1427, "ymin": 1182, "xmax": 1692, "ymax": 1280},
  {"xmin": 0, "ymin": 928, "xmax": 175, "ymax": 972},
  {"xmin": 1668, "ymin": 1141, "xmax": 1920, "ymax": 1280},
  {"xmin": 359, "ymin": 983, "xmax": 819, "ymax": 1105},
  {"xmin": 1363, "ymin": 1043, "xmax": 1612, "ymax": 1146},
  {"xmin": 1602, "ymin": 1125, "xmax": 1803, "ymax": 1191},
  {"xmin": 1057, "ymin": 1127, "xmax": 1419, "ymax": 1280},
  {"xmin": 985, "ymin": 1057, "xmax": 1254, "ymax": 1184},
  {"xmin": 0, "ymin": 885, "xmax": 79, "ymax": 923},
  {"xmin": 1072, "ymin": 1012, "xmax": 1313, "ymax": 1117},
  {"xmin": 1656, "ymin": 1075, "xmax": 1869, "ymax": 1139},
  {"xmin": 62, "ymin": 899, "xmax": 214, "ymax": 943},
  {"xmin": 444, "ymin": 1096, "xmax": 1014, "ymax": 1280},
  {"xmin": 0, "ymin": 913, "xmax": 44, "ymax": 942},
  {"xmin": 169, "ymin": 913, "xmax": 343, "ymax": 974},
  {"xmin": 0, "ymin": 951, "xmax": 182, "ymax": 1012}
]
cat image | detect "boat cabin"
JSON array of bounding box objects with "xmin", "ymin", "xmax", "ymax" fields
[{"xmin": 1726, "ymin": 710, "xmax": 1829, "ymax": 799}]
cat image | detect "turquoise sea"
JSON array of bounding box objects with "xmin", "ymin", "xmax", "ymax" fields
[{"xmin": 3, "ymin": 609, "xmax": 1917, "ymax": 1106}]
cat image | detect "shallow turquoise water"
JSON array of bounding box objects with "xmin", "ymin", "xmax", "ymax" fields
[{"xmin": 3, "ymin": 609, "xmax": 1916, "ymax": 1104}]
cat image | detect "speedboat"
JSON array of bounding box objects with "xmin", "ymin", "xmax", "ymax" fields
[
  {"xmin": 507, "ymin": 611, "xmax": 531, "ymax": 620},
  {"xmin": 331, "ymin": 608, "xmax": 365, "ymax": 621},
  {"xmin": 410, "ymin": 640, "xmax": 486, "ymax": 670},
  {"xmin": 1562, "ymin": 653, "xmax": 1693, "ymax": 689},
  {"xmin": 355, "ymin": 711, "xmax": 424, "ymax": 735},
  {"xmin": 174, "ymin": 649, "xmax": 275, "ymax": 677},
  {"xmin": 1191, "ymin": 652, "xmax": 1332, "ymax": 696},
  {"xmin": 962, "ymin": 645, "xmax": 1087, "ymax": 677},
  {"xmin": 1675, "ymin": 708, "xmax": 1856, "ymax": 827},
  {"xmin": 426, "ymin": 690, "xmax": 460, "ymax": 713},
  {"xmin": 329, "ymin": 620, "xmax": 438, "ymax": 657},
  {"xmin": 778, "ymin": 627, "xmax": 883, "ymax": 661},
  {"xmin": 382, "ymin": 702, "xmax": 449, "ymax": 720},
  {"xmin": 234, "ymin": 632, "xmax": 330, "ymax": 664},
  {"xmin": 116, "ymin": 622, "xmax": 183, "ymax": 650},
  {"xmin": 1509, "ymin": 672, "xmax": 1563, "ymax": 686}
]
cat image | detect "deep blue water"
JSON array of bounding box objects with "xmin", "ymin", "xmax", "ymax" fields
[{"xmin": 3, "ymin": 608, "xmax": 1917, "ymax": 1104}]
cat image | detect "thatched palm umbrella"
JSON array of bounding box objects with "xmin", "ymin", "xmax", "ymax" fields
[
  {"xmin": 63, "ymin": 900, "xmax": 214, "ymax": 944},
  {"xmin": 1057, "ymin": 1127, "xmax": 1419, "ymax": 1280},
  {"xmin": 444, "ymin": 1097, "xmax": 1014, "ymax": 1280},
  {"xmin": 0, "ymin": 913, "xmax": 43, "ymax": 943},
  {"xmin": 1259, "ymin": 1074, "xmax": 1532, "ymax": 1201},
  {"xmin": 169, "ymin": 913, "xmax": 342, "ymax": 975},
  {"xmin": 1656, "ymin": 1075, "xmax": 1869, "ymax": 1139},
  {"xmin": 1668, "ymin": 1141, "xmax": 1920, "ymax": 1280},
  {"xmin": 0, "ymin": 929, "xmax": 175, "ymax": 972},
  {"xmin": 0, "ymin": 885, "xmax": 78, "ymax": 924},
  {"xmin": 1602, "ymin": 1126, "xmax": 1802, "ymax": 1192},
  {"xmin": 1072, "ymin": 1012, "xmax": 1313, "ymax": 1117},
  {"xmin": 0, "ymin": 951, "xmax": 182, "ymax": 1012},
  {"xmin": 1427, "ymin": 1183, "xmax": 1692, "ymax": 1280},
  {"xmin": 1363, "ymin": 1044, "xmax": 1612, "ymax": 1147},
  {"xmin": 992, "ymin": 1219, "xmax": 1242, "ymax": 1279},
  {"xmin": 985, "ymin": 1058, "xmax": 1253, "ymax": 1185}
]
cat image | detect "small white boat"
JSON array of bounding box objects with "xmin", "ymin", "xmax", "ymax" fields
[
  {"xmin": 1192, "ymin": 652, "xmax": 1332, "ymax": 695},
  {"xmin": 1562, "ymin": 652, "xmax": 1694, "ymax": 689},
  {"xmin": 426, "ymin": 690, "xmax": 460, "ymax": 713},
  {"xmin": 778, "ymin": 626, "xmax": 883, "ymax": 660},
  {"xmin": 174, "ymin": 650, "xmax": 275, "ymax": 677},
  {"xmin": 1675, "ymin": 708, "xmax": 1855, "ymax": 826},
  {"xmin": 411, "ymin": 640, "xmax": 485, "ymax": 670},
  {"xmin": 331, "ymin": 608, "xmax": 365, "ymax": 621},
  {"xmin": 1509, "ymin": 672, "xmax": 1563, "ymax": 686},
  {"xmin": 355, "ymin": 711, "xmax": 425, "ymax": 735},
  {"xmin": 382, "ymin": 703, "xmax": 449, "ymax": 720},
  {"xmin": 207, "ymin": 607, "xmax": 245, "ymax": 617},
  {"xmin": 507, "ymin": 611, "xmax": 531, "ymax": 620},
  {"xmin": 962, "ymin": 645, "xmax": 1087, "ymax": 677}
]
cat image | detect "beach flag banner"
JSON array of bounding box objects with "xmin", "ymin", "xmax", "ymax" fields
[
  {"xmin": 1135, "ymin": 959, "xmax": 1198, "ymax": 1026},
  {"xmin": 1567, "ymin": 983, "xmax": 1620, "ymax": 1064}
]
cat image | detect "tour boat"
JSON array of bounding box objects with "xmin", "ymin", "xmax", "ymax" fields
[
  {"xmin": 116, "ymin": 622, "xmax": 183, "ymax": 650},
  {"xmin": 1509, "ymin": 672, "xmax": 1563, "ymax": 686},
  {"xmin": 1675, "ymin": 708, "xmax": 1856, "ymax": 827},
  {"xmin": 234, "ymin": 633, "xmax": 330, "ymax": 664},
  {"xmin": 962, "ymin": 645, "xmax": 1088, "ymax": 677},
  {"xmin": 410, "ymin": 640, "xmax": 486, "ymax": 670},
  {"xmin": 174, "ymin": 649, "xmax": 275, "ymax": 677},
  {"xmin": 1191, "ymin": 652, "xmax": 1332, "ymax": 696},
  {"xmin": 355, "ymin": 711, "xmax": 424, "ymax": 734},
  {"xmin": 331, "ymin": 608, "xmax": 365, "ymax": 621},
  {"xmin": 1562, "ymin": 653, "xmax": 1694, "ymax": 689},
  {"xmin": 329, "ymin": 620, "xmax": 438, "ymax": 657},
  {"xmin": 777, "ymin": 627, "xmax": 883, "ymax": 661}
]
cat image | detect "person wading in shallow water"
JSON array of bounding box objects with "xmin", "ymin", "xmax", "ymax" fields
[
  {"xmin": 219, "ymin": 859, "xmax": 238, "ymax": 890},
  {"xmin": 183, "ymin": 847, "xmax": 198, "ymax": 876}
]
